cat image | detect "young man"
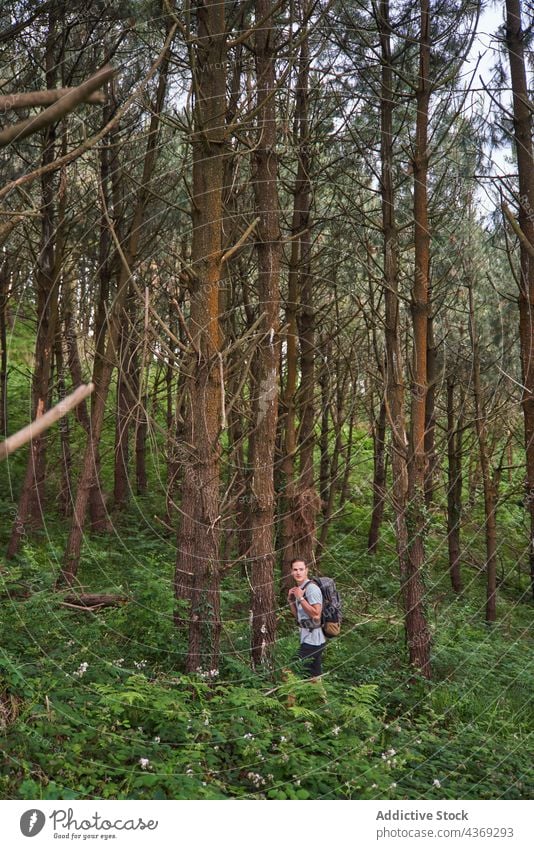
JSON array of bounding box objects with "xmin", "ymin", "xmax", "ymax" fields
[{"xmin": 287, "ymin": 558, "xmax": 326, "ymax": 678}]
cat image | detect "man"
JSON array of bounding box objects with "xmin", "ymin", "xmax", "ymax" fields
[{"xmin": 287, "ymin": 558, "xmax": 326, "ymax": 678}]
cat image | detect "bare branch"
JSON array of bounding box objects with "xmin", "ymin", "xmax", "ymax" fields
[
  {"xmin": 0, "ymin": 88, "xmax": 106, "ymax": 112},
  {"xmin": 502, "ymin": 201, "xmax": 534, "ymax": 258},
  {"xmin": 0, "ymin": 65, "xmax": 115, "ymax": 148},
  {"xmin": 0, "ymin": 384, "xmax": 94, "ymax": 461}
]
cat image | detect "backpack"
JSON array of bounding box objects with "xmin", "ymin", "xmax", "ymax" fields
[{"xmin": 304, "ymin": 576, "xmax": 342, "ymax": 638}]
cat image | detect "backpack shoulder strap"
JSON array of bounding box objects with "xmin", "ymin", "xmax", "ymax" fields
[{"xmin": 302, "ymin": 578, "xmax": 323, "ymax": 601}]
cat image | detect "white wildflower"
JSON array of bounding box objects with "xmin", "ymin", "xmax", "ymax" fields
[
  {"xmin": 133, "ymin": 660, "xmax": 147, "ymax": 669},
  {"xmin": 247, "ymin": 772, "xmax": 266, "ymax": 788},
  {"xmin": 73, "ymin": 662, "xmax": 88, "ymax": 678},
  {"xmin": 332, "ymin": 726, "xmax": 341, "ymax": 736},
  {"xmin": 433, "ymin": 779, "xmax": 442, "ymax": 788},
  {"xmin": 138, "ymin": 758, "xmax": 150, "ymax": 770}
]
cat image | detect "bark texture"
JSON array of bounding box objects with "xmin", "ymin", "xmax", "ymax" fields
[
  {"xmin": 174, "ymin": 1, "xmax": 226, "ymax": 673},
  {"xmin": 248, "ymin": 0, "xmax": 282, "ymax": 669},
  {"xmin": 505, "ymin": 0, "xmax": 534, "ymax": 601}
]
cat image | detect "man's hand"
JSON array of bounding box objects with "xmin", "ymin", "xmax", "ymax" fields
[{"xmin": 288, "ymin": 587, "xmax": 304, "ymax": 603}]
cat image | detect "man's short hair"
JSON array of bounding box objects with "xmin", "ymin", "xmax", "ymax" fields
[{"xmin": 290, "ymin": 557, "xmax": 306, "ymax": 567}]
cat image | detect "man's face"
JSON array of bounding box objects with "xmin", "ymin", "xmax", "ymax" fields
[{"xmin": 291, "ymin": 560, "xmax": 308, "ymax": 585}]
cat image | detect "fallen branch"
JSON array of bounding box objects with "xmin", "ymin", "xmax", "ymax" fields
[
  {"xmin": 0, "ymin": 65, "xmax": 115, "ymax": 148},
  {"xmin": 60, "ymin": 593, "xmax": 129, "ymax": 610},
  {"xmin": 0, "ymin": 383, "xmax": 94, "ymax": 460},
  {"xmin": 0, "ymin": 87, "xmax": 106, "ymax": 111}
]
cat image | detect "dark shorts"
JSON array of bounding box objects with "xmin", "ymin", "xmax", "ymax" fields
[{"xmin": 298, "ymin": 642, "xmax": 325, "ymax": 677}]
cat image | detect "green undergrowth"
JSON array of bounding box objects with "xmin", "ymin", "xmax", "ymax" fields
[{"xmin": 0, "ymin": 506, "xmax": 532, "ymax": 800}]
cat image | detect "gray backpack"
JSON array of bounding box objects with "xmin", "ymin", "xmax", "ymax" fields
[{"xmin": 303, "ymin": 577, "xmax": 342, "ymax": 638}]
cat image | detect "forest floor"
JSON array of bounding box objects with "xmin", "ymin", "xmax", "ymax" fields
[{"xmin": 0, "ymin": 491, "xmax": 533, "ymax": 800}]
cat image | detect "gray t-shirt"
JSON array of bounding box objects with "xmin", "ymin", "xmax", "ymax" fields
[{"xmin": 297, "ymin": 581, "xmax": 326, "ymax": 646}]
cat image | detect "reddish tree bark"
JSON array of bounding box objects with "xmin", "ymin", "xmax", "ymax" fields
[
  {"xmin": 404, "ymin": 0, "xmax": 432, "ymax": 676},
  {"xmin": 7, "ymin": 9, "xmax": 61, "ymax": 557},
  {"xmin": 280, "ymin": 6, "xmax": 311, "ymax": 589},
  {"xmin": 504, "ymin": 0, "xmax": 534, "ymax": 601},
  {"xmin": 248, "ymin": 0, "xmax": 282, "ymax": 669},
  {"xmin": 174, "ymin": 1, "xmax": 226, "ymax": 673},
  {"xmin": 59, "ymin": 29, "xmax": 173, "ymax": 585},
  {"xmin": 377, "ymin": 0, "xmax": 431, "ymax": 677}
]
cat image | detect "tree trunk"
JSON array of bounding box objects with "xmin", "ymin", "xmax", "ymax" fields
[
  {"xmin": 504, "ymin": 0, "xmax": 534, "ymax": 601},
  {"xmin": 174, "ymin": 2, "xmax": 226, "ymax": 674},
  {"xmin": 135, "ymin": 287, "xmax": 148, "ymax": 497},
  {"xmin": 135, "ymin": 398, "xmax": 148, "ymax": 496},
  {"xmin": 368, "ymin": 397, "xmax": 387, "ymax": 554},
  {"xmin": 468, "ymin": 283, "xmax": 497, "ymax": 623},
  {"xmin": 424, "ymin": 310, "xmax": 437, "ymax": 506},
  {"xmin": 7, "ymin": 10, "xmax": 60, "ymax": 557},
  {"xmin": 404, "ymin": 0, "xmax": 432, "ymax": 676},
  {"xmin": 318, "ymin": 359, "xmax": 346, "ymax": 551},
  {"xmin": 55, "ymin": 324, "xmax": 73, "ymax": 517},
  {"xmin": 0, "ymin": 261, "xmax": 8, "ymax": 437},
  {"xmin": 63, "ymin": 267, "xmax": 109, "ymax": 530},
  {"xmin": 319, "ymin": 344, "xmax": 331, "ymax": 517},
  {"xmin": 446, "ymin": 377, "xmax": 463, "ymax": 593},
  {"xmin": 298, "ymin": 250, "xmax": 318, "ymax": 567},
  {"xmin": 378, "ymin": 0, "xmax": 431, "ymax": 677},
  {"xmin": 60, "ymin": 31, "xmax": 172, "ymax": 585},
  {"xmin": 280, "ymin": 7, "xmax": 310, "ymax": 589},
  {"xmin": 248, "ymin": 0, "xmax": 281, "ymax": 665},
  {"xmin": 339, "ymin": 404, "xmax": 356, "ymax": 508},
  {"xmin": 113, "ymin": 314, "xmax": 133, "ymax": 510}
]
